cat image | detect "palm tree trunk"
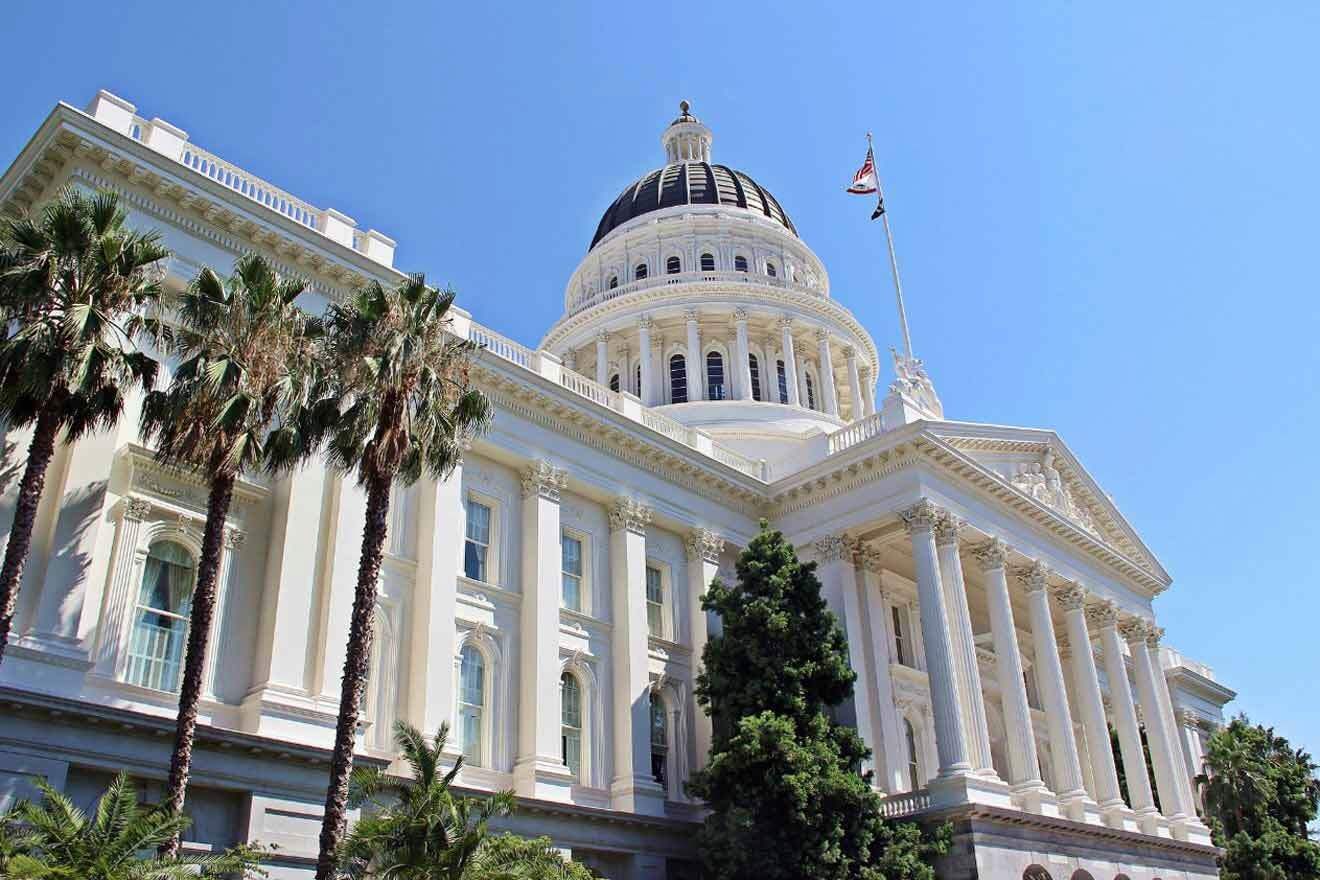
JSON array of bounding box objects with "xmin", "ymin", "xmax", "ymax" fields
[
  {"xmin": 314, "ymin": 475, "xmax": 392, "ymax": 880},
  {"xmin": 159, "ymin": 473, "xmax": 235, "ymax": 858},
  {"xmin": 0, "ymin": 399, "xmax": 62, "ymax": 667}
]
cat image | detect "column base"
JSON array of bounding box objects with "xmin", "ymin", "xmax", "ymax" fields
[
  {"xmin": 610, "ymin": 774, "xmax": 667, "ymax": 816},
  {"xmin": 1131, "ymin": 805, "xmax": 1162, "ymax": 836},
  {"xmin": 1008, "ymin": 780, "xmax": 1053, "ymax": 815},
  {"xmin": 928, "ymin": 771, "xmax": 1015, "ymax": 810},
  {"xmin": 1170, "ymin": 815, "xmax": 1213, "ymax": 846},
  {"xmin": 1054, "ymin": 788, "xmax": 1102, "ymax": 824},
  {"xmin": 513, "ymin": 756, "xmax": 576, "ymax": 804}
]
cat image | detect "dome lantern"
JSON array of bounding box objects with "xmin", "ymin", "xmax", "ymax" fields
[{"xmin": 661, "ymin": 100, "xmax": 712, "ymax": 163}]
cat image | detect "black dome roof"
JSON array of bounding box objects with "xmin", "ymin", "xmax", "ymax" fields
[{"xmin": 589, "ymin": 162, "xmax": 797, "ymax": 251}]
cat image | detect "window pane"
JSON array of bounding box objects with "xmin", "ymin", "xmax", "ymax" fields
[
  {"xmin": 669, "ymin": 355, "xmax": 687, "ymax": 404},
  {"xmin": 700, "ymin": 253, "xmax": 715, "ymax": 272},
  {"xmin": 562, "ymin": 535, "xmax": 583, "ymax": 611},
  {"xmin": 464, "ymin": 541, "xmax": 486, "ymax": 581},
  {"xmin": 562, "ymin": 574, "xmax": 581, "ymax": 611},
  {"xmin": 460, "ymin": 706, "xmax": 482, "ymax": 765},
  {"xmin": 777, "ymin": 360, "xmax": 789, "ymax": 404},
  {"xmin": 650, "ymin": 695, "xmax": 667, "ymax": 746},
  {"xmin": 562, "ymin": 535, "xmax": 582, "ymax": 575},
  {"xmin": 460, "ymin": 646, "xmax": 485, "ymax": 705},
  {"xmin": 706, "ymin": 352, "xmax": 725, "ymax": 400},
  {"xmin": 563, "ymin": 730, "xmax": 581, "ymax": 778},
  {"xmin": 128, "ymin": 542, "xmax": 194, "ymax": 692},
  {"xmin": 465, "ymin": 501, "xmax": 491, "ymax": 544},
  {"xmin": 561, "ymin": 674, "xmax": 581, "ymax": 727},
  {"xmin": 646, "ymin": 567, "xmax": 663, "ymax": 637},
  {"xmin": 666, "ymin": 256, "xmax": 681, "ymax": 274},
  {"xmin": 748, "ymin": 355, "xmax": 761, "ymax": 401}
]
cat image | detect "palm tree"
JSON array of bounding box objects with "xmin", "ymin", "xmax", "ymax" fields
[
  {"xmin": 140, "ymin": 253, "xmax": 328, "ymax": 856},
  {"xmin": 0, "ymin": 773, "xmax": 263, "ymax": 878},
  {"xmin": 313, "ymin": 274, "xmax": 490, "ymax": 880},
  {"xmin": 339, "ymin": 721, "xmax": 594, "ymax": 879},
  {"xmin": 0, "ymin": 187, "xmax": 169, "ymax": 666}
]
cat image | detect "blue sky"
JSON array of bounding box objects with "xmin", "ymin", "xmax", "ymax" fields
[{"xmin": 3, "ymin": 2, "xmax": 1318, "ymax": 751}]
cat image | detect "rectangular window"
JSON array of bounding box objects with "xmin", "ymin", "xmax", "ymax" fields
[
  {"xmin": 892, "ymin": 605, "xmax": 912, "ymax": 667},
  {"xmin": 646, "ymin": 566, "xmax": 664, "ymax": 638},
  {"xmin": 561, "ymin": 533, "xmax": 583, "ymax": 612},
  {"xmin": 777, "ymin": 360, "xmax": 789, "ymax": 404},
  {"xmin": 464, "ymin": 499, "xmax": 491, "ymax": 582}
]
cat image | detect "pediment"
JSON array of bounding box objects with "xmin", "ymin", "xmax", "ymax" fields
[{"xmin": 926, "ymin": 424, "xmax": 1167, "ymax": 582}]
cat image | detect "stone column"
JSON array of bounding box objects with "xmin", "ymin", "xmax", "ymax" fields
[
  {"xmin": 1055, "ymin": 584, "xmax": 1125, "ymax": 819},
  {"xmin": 405, "ymin": 466, "xmax": 465, "ymax": 739},
  {"xmin": 93, "ymin": 497, "xmax": 153, "ymax": 674},
  {"xmin": 734, "ymin": 308, "xmax": 753, "ymax": 400},
  {"xmin": 684, "ymin": 309, "xmax": 705, "ymax": 401},
  {"xmin": 609, "ymin": 498, "xmax": 665, "ymax": 815},
  {"xmin": 201, "ymin": 527, "xmax": 245, "ymax": 700},
  {"xmin": 899, "ymin": 500, "xmax": 970, "ymax": 777},
  {"xmin": 1178, "ymin": 710, "xmax": 1208, "ymax": 812},
  {"xmin": 562, "ymin": 349, "xmax": 577, "ymax": 372},
  {"xmin": 1122, "ymin": 618, "xmax": 1193, "ymax": 825},
  {"xmin": 1017, "ymin": 562, "xmax": 1089, "ymax": 814},
  {"xmin": 685, "ymin": 528, "xmax": 723, "ymax": 774},
  {"xmin": 844, "ymin": 346, "xmax": 864, "ymax": 423},
  {"xmin": 861, "ymin": 556, "xmax": 909, "ymax": 794},
  {"xmin": 816, "ymin": 328, "xmax": 839, "ymax": 416},
  {"xmin": 318, "ymin": 478, "xmax": 369, "ymax": 702},
  {"xmin": 595, "ymin": 330, "xmax": 609, "ymax": 387},
  {"xmin": 637, "ymin": 316, "xmax": 655, "ymax": 406},
  {"xmin": 814, "ymin": 536, "xmax": 878, "ymax": 778},
  {"xmin": 860, "ymin": 367, "xmax": 876, "ymax": 417},
  {"xmin": 972, "ymin": 539, "xmax": 1046, "ymax": 798},
  {"xmin": 779, "ymin": 316, "xmax": 801, "ymax": 406},
  {"xmin": 933, "ymin": 515, "xmax": 996, "ymax": 777},
  {"xmin": 513, "ymin": 461, "xmax": 574, "ymax": 801},
  {"xmin": 1092, "ymin": 601, "xmax": 1158, "ymax": 826}
]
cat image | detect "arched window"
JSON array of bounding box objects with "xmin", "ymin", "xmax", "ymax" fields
[
  {"xmin": 734, "ymin": 255, "xmax": 748, "ymax": 272},
  {"xmin": 1068, "ymin": 873, "xmax": 1094, "ymax": 880},
  {"xmin": 706, "ymin": 351, "xmax": 726, "ymax": 400},
  {"xmin": 634, "ymin": 263, "xmax": 648, "ymax": 280},
  {"xmin": 776, "ymin": 360, "xmax": 789, "ymax": 404},
  {"xmin": 126, "ymin": 541, "xmax": 195, "ymax": 692},
  {"xmin": 700, "ymin": 252, "xmax": 715, "ymax": 272},
  {"xmin": 666, "ymin": 256, "xmax": 681, "ymax": 275},
  {"xmin": 650, "ymin": 691, "xmax": 668, "ymax": 788},
  {"xmin": 766, "ymin": 261, "xmax": 777, "ymax": 277},
  {"xmin": 804, "ymin": 372, "xmax": 817, "ymax": 410},
  {"xmin": 1022, "ymin": 867, "xmax": 1053, "ymax": 880},
  {"xmin": 635, "ymin": 364, "xmax": 642, "ymax": 397},
  {"xmin": 608, "ymin": 275, "xmax": 618, "ymax": 290},
  {"xmin": 561, "ymin": 672, "xmax": 582, "ymax": 780},
  {"xmin": 458, "ymin": 645, "xmax": 485, "ymax": 766},
  {"xmin": 904, "ymin": 718, "xmax": 921, "ymax": 790},
  {"xmin": 748, "ymin": 354, "xmax": 762, "ymax": 401},
  {"xmin": 609, "ymin": 373, "xmax": 620, "ymax": 393},
  {"xmin": 669, "ymin": 354, "xmax": 687, "ymax": 404}
]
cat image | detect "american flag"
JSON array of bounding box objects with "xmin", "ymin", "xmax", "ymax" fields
[{"xmin": 847, "ymin": 143, "xmax": 885, "ymax": 219}]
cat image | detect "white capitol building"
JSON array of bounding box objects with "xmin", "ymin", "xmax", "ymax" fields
[{"xmin": 0, "ymin": 92, "xmax": 1236, "ymax": 880}]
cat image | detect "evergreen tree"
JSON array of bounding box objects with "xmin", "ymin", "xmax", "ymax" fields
[
  {"xmin": 1200, "ymin": 715, "xmax": 1320, "ymax": 880},
  {"xmin": 688, "ymin": 523, "xmax": 947, "ymax": 880}
]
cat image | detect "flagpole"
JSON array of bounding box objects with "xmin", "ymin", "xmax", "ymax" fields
[{"xmin": 868, "ymin": 132, "xmax": 914, "ymax": 362}]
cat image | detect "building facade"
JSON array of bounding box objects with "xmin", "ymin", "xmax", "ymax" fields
[{"xmin": 0, "ymin": 92, "xmax": 1236, "ymax": 880}]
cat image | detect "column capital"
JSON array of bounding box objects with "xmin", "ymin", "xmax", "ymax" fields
[
  {"xmin": 124, "ymin": 496, "xmax": 153, "ymax": 521},
  {"xmin": 609, "ymin": 497, "xmax": 653, "ymax": 535},
  {"xmin": 223, "ymin": 527, "xmax": 246, "ymax": 550},
  {"xmin": 638, "ymin": 314, "xmax": 654, "ymax": 331},
  {"xmin": 1179, "ymin": 708, "xmax": 1205, "ymax": 729},
  {"xmin": 684, "ymin": 307, "xmax": 700, "ymax": 323},
  {"xmin": 595, "ymin": 329, "xmax": 610, "ymax": 343},
  {"xmin": 842, "ymin": 344, "xmax": 857, "ymax": 360},
  {"xmin": 811, "ymin": 534, "xmax": 856, "ymax": 564},
  {"xmin": 684, "ymin": 528, "xmax": 724, "ymax": 563},
  {"xmin": 1118, "ymin": 615, "xmax": 1156, "ymax": 647},
  {"xmin": 1013, "ymin": 560, "xmax": 1051, "ymax": 593},
  {"xmin": 814, "ymin": 326, "xmax": 830, "ymax": 341},
  {"xmin": 521, "ymin": 460, "xmax": 568, "ymax": 501},
  {"xmin": 1052, "ymin": 582, "xmax": 1089, "ymax": 612},
  {"xmin": 858, "ymin": 544, "xmax": 885, "ymax": 574},
  {"xmin": 933, "ymin": 512, "xmax": 963, "ymax": 547},
  {"xmin": 970, "ymin": 537, "xmax": 1009, "ymax": 572},
  {"xmin": 898, "ymin": 499, "xmax": 942, "ymax": 534},
  {"xmin": 1085, "ymin": 599, "xmax": 1120, "ymax": 630},
  {"xmin": 777, "ymin": 314, "xmax": 795, "ymax": 330},
  {"xmin": 1056, "ymin": 635, "xmax": 1072, "ymax": 661},
  {"xmin": 733, "ymin": 307, "xmax": 750, "ymax": 323}
]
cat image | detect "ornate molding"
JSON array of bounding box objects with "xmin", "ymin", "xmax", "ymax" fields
[
  {"xmin": 609, "ymin": 497, "xmax": 653, "ymax": 535},
  {"xmin": 1118, "ymin": 616, "xmax": 1155, "ymax": 647},
  {"xmin": 933, "ymin": 512, "xmax": 963, "ymax": 547},
  {"xmin": 124, "ymin": 497, "xmax": 153, "ymax": 522},
  {"xmin": 1008, "ymin": 448, "xmax": 1099, "ymax": 537},
  {"xmin": 733, "ymin": 307, "xmax": 749, "ymax": 323},
  {"xmin": 859, "ymin": 544, "xmax": 885, "ymax": 574},
  {"xmin": 683, "ymin": 307, "xmax": 699, "ymax": 323},
  {"xmin": 777, "ymin": 314, "xmax": 794, "ymax": 330},
  {"xmin": 814, "ymin": 326, "xmax": 830, "ymax": 342},
  {"xmin": 1052, "ymin": 583, "xmax": 1088, "ymax": 612},
  {"xmin": 684, "ymin": 529, "xmax": 724, "ymax": 564},
  {"xmin": 1085, "ymin": 599, "xmax": 1119, "ymax": 629},
  {"xmin": 970, "ymin": 538, "xmax": 1008, "ymax": 572},
  {"xmin": 223, "ymin": 528, "xmax": 246, "ymax": 550},
  {"xmin": 638, "ymin": 314, "xmax": 654, "ymax": 330},
  {"xmin": 811, "ymin": 534, "xmax": 854, "ymax": 564},
  {"xmin": 898, "ymin": 499, "xmax": 941, "ymax": 534},
  {"xmin": 520, "ymin": 460, "xmax": 568, "ymax": 502}
]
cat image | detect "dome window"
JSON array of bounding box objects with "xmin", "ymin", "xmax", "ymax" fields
[
  {"xmin": 766, "ymin": 261, "xmax": 777, "ymax": 278},
  {"xmin": 748, "ymin": 354, "xmax": 762, "ymax": 401},
  {"xmin": 734, "ymin": 255, "xmax": 749, "ymax": 273},
  {"xmin": 706, "ymin": 351, "xmax": 726, "ymax": 400},
  {"xmin": 669, "ymin": 354, "xmax": 688, "ymax": 403},
  {"xmin": 776, "ymin": 360, "xmax": 789, "ymax": 403},
  {"xmin": 608, "ymin": 275, "xmax": 618, "ymax": 290},
  {"xmin": 609, "ymin": 374, "xmax": 620, "ymax": 392},
  {"xmin": 666, "ymin": 256, "xmax": 681, "ymax": 275},
  {"xmin": 805, "ymin": 372, "xmax": 817, "ymax": 410},
  {"xmin": 700, "ymin": 252, "xmax": 715, "ymax": 272},
  {"xmin": 635, "ymin": 263, "xmax": 648, "ymax": 280}
]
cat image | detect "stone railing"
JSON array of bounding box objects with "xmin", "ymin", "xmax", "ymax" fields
[
  {"xmin": 88, "ymin": 92, "xmax": 395, "ymax": 267},
  {"xmin": 568, "ymin": 269, "xmax": 823, "ymax": 315},
  {"xmin": 827, "ymin": 411, "xmax": 885, "ymax": 455},
  {"xmin": 878, "ymin": 788, "xmax": 932, "ymax": 818},
  {"xmin": 464, "ymin": 317, "xmax": 766, "ymax": 481}
]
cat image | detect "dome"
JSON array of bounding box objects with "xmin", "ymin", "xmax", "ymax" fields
[{"xmin": 589, "ymin": 162, "xmax": 798, "ymax": 251}]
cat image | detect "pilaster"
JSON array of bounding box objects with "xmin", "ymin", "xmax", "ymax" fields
[{"xmin": 685, "ymin": 528, "xmax": 723, "ymax": 774}]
